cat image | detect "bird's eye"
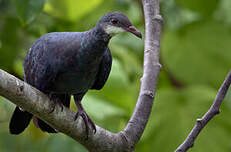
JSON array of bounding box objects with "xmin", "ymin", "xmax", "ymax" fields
[{"xmin": 111, "ymin": 19, "xmax": 118, "ymax": 24}]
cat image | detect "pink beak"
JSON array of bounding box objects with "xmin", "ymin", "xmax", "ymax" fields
[{"xmin": 125, "ymin": 26, "xmax": 142, "ymax": 39}]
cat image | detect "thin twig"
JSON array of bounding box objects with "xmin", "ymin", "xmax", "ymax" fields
[{"xmin": 175, "ymin": 70, "xmax": 231, "ymax": 152}]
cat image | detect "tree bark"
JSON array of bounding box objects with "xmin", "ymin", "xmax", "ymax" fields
[
  {"xmin": 175, "ymin": 71, "xmax": 231, "ymax": 152},
  {"xmin": 0, "ymin": 0, "xmax": 162, "ymax": 151},
  {"xmin": 123, "ymin": 0, "xmax": 163, "ymax": 149}
]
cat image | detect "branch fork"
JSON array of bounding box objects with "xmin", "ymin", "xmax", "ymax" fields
[
  {"xmin": 0, "ymin": 0, "xmax": 162, "ymax": 151},
  {"xmin": 1, "ymin": 0, "xmax": 231, "ymax": 151}
]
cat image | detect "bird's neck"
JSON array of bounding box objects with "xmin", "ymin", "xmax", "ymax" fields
[
  {"xmin": 90, "ymin": 25, "xmax": 111, "ymax": 45},
  {"xmin": 80, "ymin": 25, "xmax": 111, "ymax": 58}
]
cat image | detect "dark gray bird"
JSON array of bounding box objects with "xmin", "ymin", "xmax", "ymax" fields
[{"xmin": 9, "ymin": 12, "xmax": 142, "ymax": 136}]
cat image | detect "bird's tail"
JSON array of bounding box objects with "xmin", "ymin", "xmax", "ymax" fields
[
  {"xmin": 9, "ymin": 107, "xmax": 57, "ymax": 134},
  {"xmin": 9, "ymin": 107, "xmax": 33, "ymax": 134},
  {"xmin": 36, "ymin": 118, "xmax": 57, "ymax": 133},
  {"xmin": 10, "ymin": 94, "xmax": 70, "ymax": 134}
]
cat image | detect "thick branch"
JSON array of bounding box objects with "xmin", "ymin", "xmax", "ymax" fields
[
  {"xmin": 0, "ymin": 69, "xmax": 128, "ymax": 152},
  {"xmin": 0, "ymin": 0, "xmax": 162, "ymax": 151},
  {"xmin": 123, "ymin": 0, "xmax": 163, "ymax": 149},
  {"xmin": 175, "ymin": 70, "xmax": 231, "ymax": 152}
]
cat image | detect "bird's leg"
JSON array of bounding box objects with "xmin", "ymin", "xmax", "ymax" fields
[
  {"xmin": 74, "ymin": 101, "xmax": 97, "ymax": 136},
  {"xmin": 74, "ymin": 96, "xmax": 96, "ymax": 138}
]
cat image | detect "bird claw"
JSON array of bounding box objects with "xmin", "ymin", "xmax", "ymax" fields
[
  {"xmin": 74, "ymin": 110, "xmax": 96, "ymax": 140},
  {"xmin": 48, "ymin": 99, "xmax": 64, "ymax": 114}
]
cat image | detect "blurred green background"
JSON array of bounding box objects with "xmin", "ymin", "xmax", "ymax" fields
[{"xmin": 0, "ymin": 0, "xmax": 231, "ymax": 151}]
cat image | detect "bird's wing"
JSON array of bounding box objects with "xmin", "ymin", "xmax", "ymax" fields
[
  {"xmin": 23, "ymin": 39, "xmax": 58, "ymax": 92},
  {"xmin": 91, "ymin": 47, "xmax": 112, "ymax": 90},
  {"xmin": 24, "ymin": 32, "xmax": 83, "ymax": 92}
]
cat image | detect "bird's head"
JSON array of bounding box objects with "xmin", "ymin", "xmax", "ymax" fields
[{"xmin": 97, "ymin": 12, "xmax": 142, "ymax": 39}]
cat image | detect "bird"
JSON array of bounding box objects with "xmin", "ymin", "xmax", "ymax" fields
[{"xmin": 9, "ymin": 12, "xmax": 142, "ymax": 136}]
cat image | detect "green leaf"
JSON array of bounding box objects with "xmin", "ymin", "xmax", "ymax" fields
[
  {"xmin": 136, "ymin": 86, "xmax": 231, "ymax": 152},
  {"xmin": 215, "ymin": 0, "xmax": 231, "ymax": 25},
  {"xmin": 82, "ymin": 95, "xmax": 126, "ymax": 121},
  {"xmin": 11, "ymin": 0, "xmax": 47, "ymax": 25},
  {"xmin": 13, "ymin": 58, "xmax": 24, "ymax": 78},
  {"xmin": 0, "ymin": 17, "xmax": 20, "ymax": 71},
  {"xmin": 175, "ymin": 0, "xmax": 219, "ymax": 17},
  {"xmin": 88, "ymin": 59, "xmax": 135, "ymax": 110},
  {"xmin": 82, "ymin": 95, "xmax": 127, "ymax": 132},
  {"xmin": 110, "ymin": 43, "xmax": 142, "ymax": 81},
  {"xmin": 44, "ymin": 0, "xmax": 103, "ymax": 22},
  {"xmin": 161, "ymin": 21, "xmax": 231, "ymax": 88},
  {"xmin": 46, "ymin": 134, "xmax": 87, "ymax": 152}
]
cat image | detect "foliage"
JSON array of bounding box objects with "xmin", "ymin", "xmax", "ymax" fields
[{"xmin": 0, "ymin": 0, "xmax": 231, "ymax": 151}]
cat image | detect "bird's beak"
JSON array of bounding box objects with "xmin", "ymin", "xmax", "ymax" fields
[{"xmin": 125, "ymin": 26, "xmax": 142, "ymax": 39}]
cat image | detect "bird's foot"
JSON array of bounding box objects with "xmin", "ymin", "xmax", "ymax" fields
[
  {"xmin": 48, "ymin": 96, "xmax": 64, "ymax": 114},
  {"xmin": 74, "ymin": 110, "xmax": 96, "ymax": 139}
]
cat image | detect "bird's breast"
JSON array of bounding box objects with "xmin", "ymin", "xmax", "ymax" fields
[{"xmin": 51, "ymin": 61, "xmax": 100, "ymax": 94}]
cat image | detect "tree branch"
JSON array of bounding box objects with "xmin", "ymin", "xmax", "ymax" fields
[
  {"xmin": 0, "ymin": 0, "xmax": 162, "ymax": 151},
  {"xmin": 123, "ymin": 0, "xmax": 163, "ymax": 148},
  {"xmin": 175, "ymin": 70, "xmax": 231, "ymax": 152},
  {"xmin": 0, "ymin": 69, "xmax": 127, "ymax": 152}
]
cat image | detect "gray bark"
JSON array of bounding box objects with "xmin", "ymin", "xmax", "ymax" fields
[
  {"xmin": 123, "ymin": 0, "xmax": 162, "ymax": 148},
  {"xmin": 175, "ymin": 71, "xmax": 231, "ymax": 152}
]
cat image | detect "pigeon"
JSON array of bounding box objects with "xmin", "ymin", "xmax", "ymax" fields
[{"xmin": 9, "ymin": 12, "xmax": 142, "ymax": 136}]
